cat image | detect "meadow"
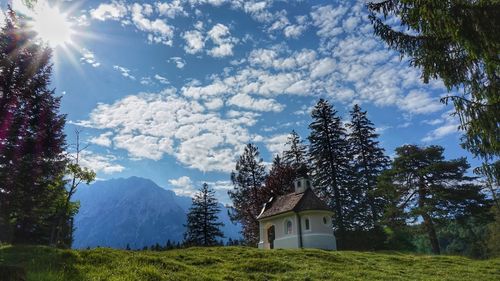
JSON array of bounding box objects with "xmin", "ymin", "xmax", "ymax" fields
[{"xmin": 1, "ymin": 245, "xmax": 499, "ymax": 281}]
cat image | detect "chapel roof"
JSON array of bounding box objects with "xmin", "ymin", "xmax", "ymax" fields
[{"xmin": 257, "ymin": 188, "xmax": 331, "ymax": 220}]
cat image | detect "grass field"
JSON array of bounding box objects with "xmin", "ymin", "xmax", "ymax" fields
[{"xmin": 1, "ymin": 245, "xmax": 499, "ymax": 281}]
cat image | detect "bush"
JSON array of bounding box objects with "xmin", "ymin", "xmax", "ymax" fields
[{"xmin": 0, "ymin": 265, "xmax": 27, "ymax": 281}]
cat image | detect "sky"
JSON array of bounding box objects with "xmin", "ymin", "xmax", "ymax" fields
[{"xmin": 1, "ymin": 0, "xmax": 479, "ymax": 204}]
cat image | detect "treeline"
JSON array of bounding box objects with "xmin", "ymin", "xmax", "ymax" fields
[
  {"xmin": 119, "ymin": 238, "xmax": 246, "ymax": 252},
  {"xmin": 0, "ymin": 9, "xmax": 95, "ymax": 248},
  {"xmin": 228, "ymin": 99, "xmax": 499, "ymax": 258}
]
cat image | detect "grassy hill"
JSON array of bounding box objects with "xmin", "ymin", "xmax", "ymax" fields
[{"xmin": 1, "ymin": 245, "xmax": 499, "ymax": 281}]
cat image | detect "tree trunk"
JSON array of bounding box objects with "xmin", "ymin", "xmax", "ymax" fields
[{"xmin": 418, "ymin": 179, "xmax": 440, "ymax": 255}]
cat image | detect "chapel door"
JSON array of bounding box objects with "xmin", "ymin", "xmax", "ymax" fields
[{"xmin": 267, "ymin": 225, "xmax": 275, "ymax": 249}]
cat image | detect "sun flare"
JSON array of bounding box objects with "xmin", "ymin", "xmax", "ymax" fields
[{"xmin": 31, "ymin": 3, "xmax": 74, "ymax": 48}]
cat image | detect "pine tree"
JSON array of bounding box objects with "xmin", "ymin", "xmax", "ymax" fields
[
  {"xmin": 308, "ymin": 99, "xmax": 350, "ymax": 245},
  {"xmin": 283, "ymin": 130, "xmax": 309, "ymax": 171},
  {"xmin": 347, "ymin": 104, "xmax": 390, "ymax": 229},
  {"xmin": 228, "ymin": 143, "xmax": 267, "ymax": 246},
  {"xmin": 184, "ymin": 183, "xmax": 224, "ymax": 246},
  {"xmin": 0, "ymin": 9, "xmax": 67, "ymax": 244},
  {"xmin": 367, "ymin": 1, "xmax": 499, "ymax": 182},
  {"xmin": 378, "ymin": 145, "xmax": 488, "ymax": 254}
]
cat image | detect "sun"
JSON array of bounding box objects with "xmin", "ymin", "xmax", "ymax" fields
[{"xmin": 31, "ymin": 3, "xmax": 74, "ymax": 48}]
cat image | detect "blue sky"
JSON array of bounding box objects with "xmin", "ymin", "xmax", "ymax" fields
[{"xmin": 2, "ymin": 0, "xmax": 479, "ymax": 204}]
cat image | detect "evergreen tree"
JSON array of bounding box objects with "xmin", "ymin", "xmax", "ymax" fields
[
  {"xmin": 367, "ymin": 1, "xmax": 499, "ymax": 181},
  {"xmin": 184, "ymin": 183, "xmax": 224, "ymax": 246},
  {"xmin": 347, "ymin": 104, "xmax": 390, "ymax": 229},
  {"xmin": 0, "ymin": 9, "xmax": 67, "ymax": 244},
  {"xmin": 377, "ymin": 145, "xmax": 488, "ymax": 254},
  {"xmin": 308, "ymin": 99, "xmax": 350, "ymax": 245},
  {"xmin": 283, "ymin": 130, "xmax": 309, "ymax": 171},
  {"xmin": 228, "ymin": 143, "xmax": 267, "ymax": 246}
]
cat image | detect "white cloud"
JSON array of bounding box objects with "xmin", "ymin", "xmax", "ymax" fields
[
  {"xmin": 89, "ymin": 132, "xmax": 113, "ymax": 147},
  {"xmin": 80, "ymin": 48, "xmax": 100, "ymax": 67},
  {"xmin": 228, "ymin": 94, "xmax": 284, "ymax": 112},
  {"xmin": 400, "ymin": 91, "xmax": 443, "ymax": 114},
  {"xmin": 169, "ymin": 176, "xmax": 197, "ymax": 197},
  {"xmin": 183, "ymin": 23, "xmax": 238, "ymax": 57},
  {"xmin": 90, "ymin": 1, "xmax": 127, "ymax": 21},
  {"xmin": 156, "ymin": 0, "xmax": 187, "ymax": 19},
  {"xmin": 182, "ymin": 30, "xmax": 205, "ymax": 54},
  {"xmin": 113, "ymin": 65, "xmax": 135, "ymax": 80},
  {"xmin": 78, "ymin": 150, "xmax": 125, "ymax": 174},
  {"xmin": 422, "ymin": 111, "xmax": 460, "ymax": 142},
  {"xmin": 77, "ymin": 90, "xmax": 260, "ymax": 172},
  {"xmin": 170, "ymin": 57, "xmax": 186, "ymax": 69},
  {"xmin": 154, "ymin": 74, "xmax": 169, "ymax": 84},
  {"xmin": 131, "ymin": 3, "xmax": 174, "ymax": 46},
  {"xmin": 264, "ymin": 134, "xmax": 290, "ymax": 156}
]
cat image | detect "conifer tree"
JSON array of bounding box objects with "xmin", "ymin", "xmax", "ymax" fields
[
  {"xmin": 0, "ymin": 9, "xmax": 67, "ymax": 244},
  {"xmin": 368, "ymin": 1, "xmax": 499, "ymax": 181},
  {"xmin": 283, "ymin": 130, "xmax": 309, "ymax": 171},
  {"xmin": 184, "ymin": 183, "xmax": 224, "ymax": 246},
  {"xmin": 308, "ymin": 99, "xmax": 350, "ymax": 244},
  {"xmin": 228, "ymin": 143, "xmax": 267, "ymax": 245},
  {"xmin": 378, "ymin": 145, "xmax": 488, "ymax": 254},
  {"xmin": 347, "ymin": 104, "xmax": 390, "ymax": 229}
]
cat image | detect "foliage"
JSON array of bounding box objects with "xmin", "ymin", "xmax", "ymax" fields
[
  {"xmin": 184, "ymin": 183, "xmax": 224, "ymax": 246},
  {"xmin": 0, "ymin": 9, "xmax": 67, "ymax": 245},
  {"xmin": 263, "ymin": 155, "xmax": 296, "ymax": 197},
  {"xmin": 377, "ymin": 145, "xmax": 489, "ymax": 254},
  {"xmin": 346, "ymin": 104, "xmax": 390, "ymax": 229},
  {"xmin": 367, "ymin": 0, "xmax": 500, "ymax": 181},
  {"xmin": 228, "ymin": 143, "xmax": 267, "ymax": 246},
  {"xmin": 308, "ymin": 99, "xmax": 351, "ymax": 244},
  {"xmin": 1, "ymin": 245, "xmax": 499, "ymax": 281},
  {"xmin": 487, "ymin": 206, "xmax": 500, "ymax": 257},
  {"xmin": 282, "ymin": 130, "xmax": 309, "ymax": 172}
]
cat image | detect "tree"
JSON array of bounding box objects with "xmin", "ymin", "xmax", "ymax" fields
[
  {"xmin": 50, "ymin": 129, "xmax": 96, "ymax": 248},
  {"xmin": 347, "ymin": 104, "xmax": 390, "ymax": 229},
  {"xmin": 283, "ymin": 130, "xmax": 309, "ymax": 171},
  {"xmin": 0, "ymin": 9, "xmax": 68, "ymax": 244},
  {"xmin": 228, "ymin": 143, "xmax": 267, "ymax": 245},
  {"xmin": 264, "ymin": 155, "xmax": 296, "ymax": 196},
  {"xmin": 367, "ymin": 1, "xmax": 499, "ymax": 180},
  {"xmin": 184, "ymin": 183, "xmax": 224, "ymax": 246},
  {"xmin": 378, "ymin": 145, "xmax": 488, "ymax": 254},
  {"xmin": 308, "ymin": 99, "xmax": 351, "ymax": 244}
]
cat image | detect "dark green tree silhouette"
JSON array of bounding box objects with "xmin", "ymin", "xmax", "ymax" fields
[
  {"xmin": 228, "ymin": 143, "xmax": 267, "ymax": 246},
  {"xmin": 377, "ymin": 145, "xmax": 488, "ymax": 254},
  {"xmin": 184, "ymin": 183, "xmax": 224, "ymax": 246},
  {"xmin": 0, "ymin": 9, "xmax": 67, "ymax": 244}
]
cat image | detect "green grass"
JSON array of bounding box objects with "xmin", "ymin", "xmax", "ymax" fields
[{"xmin": 1, "ymin": 245, "xmax": 499, "ymax": 280}]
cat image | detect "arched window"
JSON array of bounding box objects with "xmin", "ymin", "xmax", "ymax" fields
[
  {"xmin": 323, "ymin": 216, "xmax": 328, "ymax": 225},
  {"xmin": 285, "ymin": 220, "xmax": 293, "ymax": 234},
  {"xmin": 304, "ymin": 218, "xmax": 310, "ymax": 230}
]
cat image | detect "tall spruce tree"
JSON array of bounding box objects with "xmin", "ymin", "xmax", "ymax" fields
[
  {"xmin": 228, "ymin": 143, "xmax": 267, "ymax": 245},
  {"xmin": 308, "ymin": 99, "xmax": 351, "ymax": 245},
  {"xmin": 347, "ymin": 104, "xmax": 390, "ymax": 229},
  {"xmin": 184, "ymin": 183, "xmax": 224, "ymax": 246},
  {"xmin": 367, "ymin": 1, "xmax": 500, "ymax": 182},
  {"xmin": 283, "ymin": 130, "xmax": 309, "ymax": 171},
  {"xmin": 377, "ymin": 145, "xmax": 488, "ymax": 254},
  {"xmin": 0, "ymin": 9, "xmax": 67, "ymax": 244}
]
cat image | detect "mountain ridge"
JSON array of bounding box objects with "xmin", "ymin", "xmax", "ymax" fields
[{"xmin": 73, "ymin": 176, "xmax": 240, "ymax": 249}]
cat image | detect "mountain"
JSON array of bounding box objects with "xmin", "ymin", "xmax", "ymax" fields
[{"xmin": 72, "ymin": 176, "xmax": 241, "ymax": 249}]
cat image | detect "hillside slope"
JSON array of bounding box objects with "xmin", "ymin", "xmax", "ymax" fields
[
  {"xmin": 1, "ymin": 245, "xmax": 499, "ymax": 281},
  {"xmin": 73, "ymin": 177, "xmax": 240, "ymax": 249}
]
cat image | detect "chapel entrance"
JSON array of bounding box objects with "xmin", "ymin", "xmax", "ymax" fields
[{"xmin": 267, "ymin": 225, "xmax": 275, "ymax": 249}]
